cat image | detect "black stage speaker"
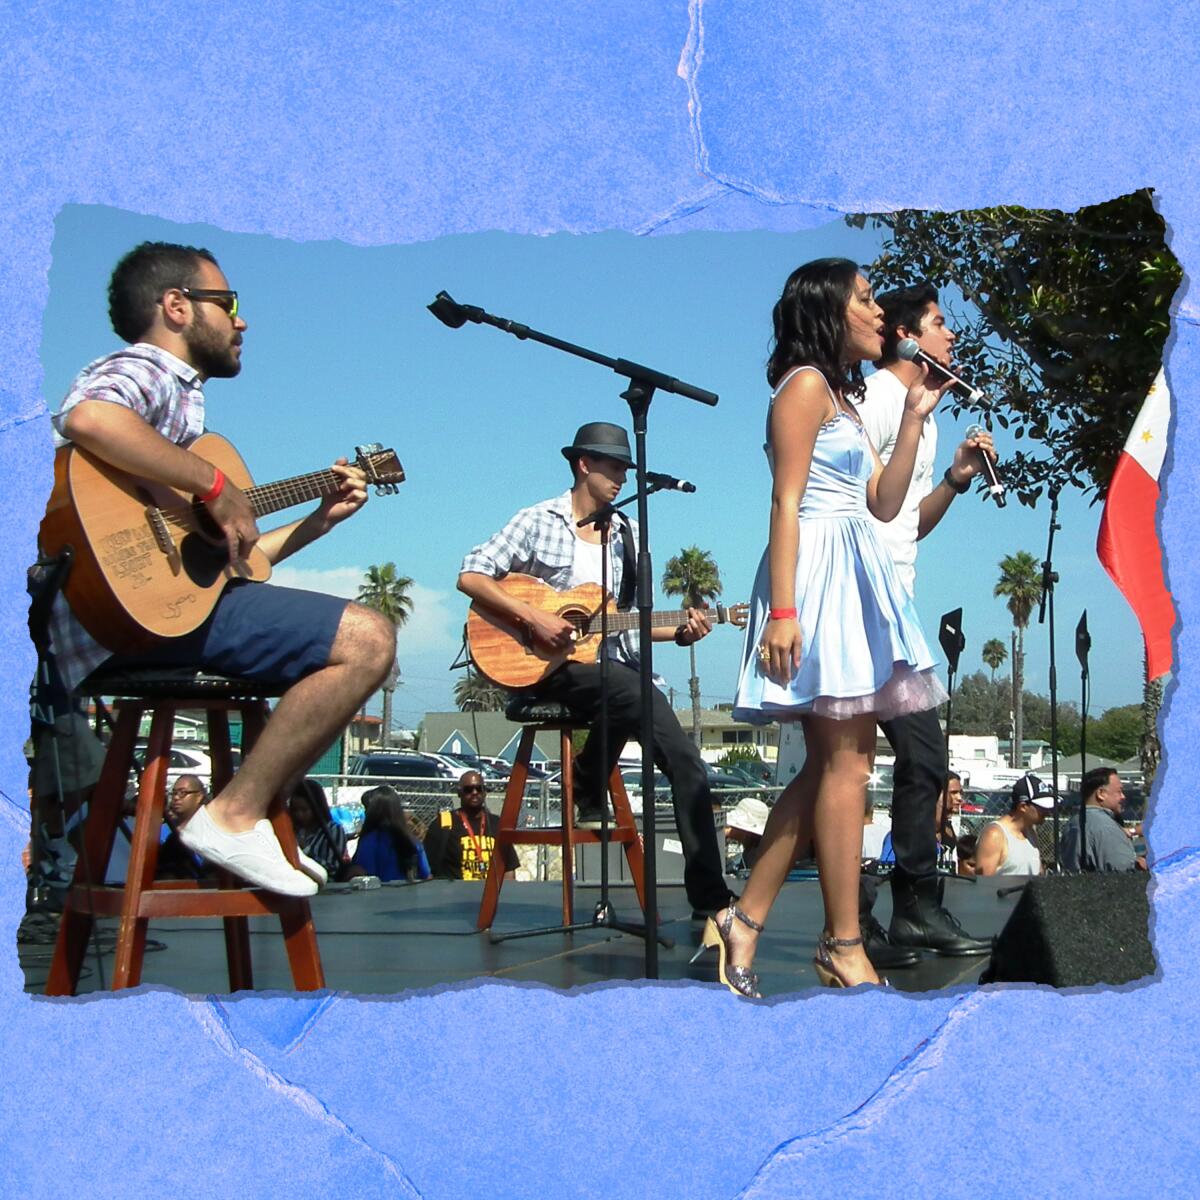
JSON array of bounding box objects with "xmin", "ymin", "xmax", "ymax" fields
[{"xmin": 980, "ymin": 873, "xmax": 1155, "ymax": 987}]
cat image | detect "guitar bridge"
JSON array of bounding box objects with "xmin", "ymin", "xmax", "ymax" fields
[{"xmin": 144, "ymin": 506, "xmax": 174, "ymax": 555}]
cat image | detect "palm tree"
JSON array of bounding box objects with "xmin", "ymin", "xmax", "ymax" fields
[
  {"xmin": 357, "ymin": 562, "xmax": 414, "ymax": 748},
  {"xmin": 454, "ymin": 671, "xmax": 509, "ymax": 713},
  {"xmin": 661, "ymin": 546, "xmax": 722, "ymax": 747},
  {"xmin": 981, "ymin": 637, "xmax": 1008, "ymax": 683},
  {"xmin": 994, "ymin": 551, "xmax": 1042, "ymax": 769}
]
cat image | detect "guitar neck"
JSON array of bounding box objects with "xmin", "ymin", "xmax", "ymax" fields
[
  {"xmin": 245, "ymin": 469, "xmax": 344, "ymax": 517},
  {"xmin": 602, "ymin": 605, "xmax": 728, "ymax": 634}
]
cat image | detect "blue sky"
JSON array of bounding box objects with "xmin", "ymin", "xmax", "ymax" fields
[{"xmin": 39, "ymin": 204, "xmax": 1154, "ymax": 728}]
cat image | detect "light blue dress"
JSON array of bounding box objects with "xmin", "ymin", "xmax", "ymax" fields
[{"xmin": 733, "ymin": 366, "xmax": 947, "ymax": 724}]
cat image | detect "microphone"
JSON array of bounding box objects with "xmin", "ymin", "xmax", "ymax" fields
[
  {"xmin": 896, "ymin": 339, "xmax": 983, "ymax": 402},
  {"xmin": 645, "ymin": 470, "xmax": 697, "ymax": 493},
  {"xmin": 964, "ymin": 423, "xmax": 1006, "ymax": 507}
]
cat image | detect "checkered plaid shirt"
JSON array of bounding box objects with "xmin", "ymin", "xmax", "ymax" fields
[
  {"xmin": 46, "ymin": 344, "xmax": 208, "ymax": 692},
  {"xmin": 460, "ymin": 491, "xmax": 645, "ymax": 667}
]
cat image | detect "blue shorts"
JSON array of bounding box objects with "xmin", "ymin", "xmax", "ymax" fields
[{"xmin": 112, "ymin": 580, "xmax": 348, "ymax": 688}]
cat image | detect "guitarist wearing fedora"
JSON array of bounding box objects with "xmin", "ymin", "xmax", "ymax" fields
[
  {"xmin": 458, "ymin": 422, "xmax": 735, "ymax": 920},
  {"xmin": 43, "ymin": 241, "xmax": 396, "ymax": 896}
]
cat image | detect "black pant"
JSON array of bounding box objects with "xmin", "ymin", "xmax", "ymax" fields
[
  {"xmin": 532, "ymin": 661, "xmax": 731, "ymax": 912},
  {"xmin": 877, "ymin": 705, "xmax": 945, "ymax": 884}
]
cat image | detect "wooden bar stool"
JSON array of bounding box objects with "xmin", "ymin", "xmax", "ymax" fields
[
  {"xmin": 46, "ymin": 667, "xmax": 324, "ymax": 995},
  {"xmin": 477, "ymin": 698, "xmax": 647, "ymax": 930}
]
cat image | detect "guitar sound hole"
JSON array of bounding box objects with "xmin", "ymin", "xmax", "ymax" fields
[
  {"xmin": 561, "ymin": 607, "xmax": 592, "ymax": 637},
  {"xmin": 179, "ymin": 533, "xmax": 226, "ymax": 587}
]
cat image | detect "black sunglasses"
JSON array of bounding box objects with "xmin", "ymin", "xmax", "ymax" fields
[
  {"xmin": 460, "ymin": 784, "xmax": 485, "ymax": 794},
  {"xmin": 178, "ymin": 286, "xmax": 239, "ymax": 319}
]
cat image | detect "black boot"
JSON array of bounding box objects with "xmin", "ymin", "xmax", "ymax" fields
[
  {"xmin": 889, "ymin": 873, "xmax": 992, "ymax": 956},
  {"xmin": 859, "ymin": 874, "xmax": 920, "ymax": 968},
  {"xmin": 862, "ymin": 913, "xmax": 921, "ymax": 969}
]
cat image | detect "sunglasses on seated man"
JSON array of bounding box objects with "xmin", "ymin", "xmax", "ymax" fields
[{"xmin": 178, "ymin": 286, "xmax": 239, "ymax": 319}]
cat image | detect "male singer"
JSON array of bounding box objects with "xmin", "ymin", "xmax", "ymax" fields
[{"xmin": 856, "ymin": 283, "xmax": 996, "ymax": 959}]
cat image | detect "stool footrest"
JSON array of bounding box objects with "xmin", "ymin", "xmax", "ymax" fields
[
  {"xmin": 66, "ymin": 884, "xmax": 298, "ymax": 919},
  {"xmin": 497, "ymin": 828, "xmax": 639, "ymax": 846}
]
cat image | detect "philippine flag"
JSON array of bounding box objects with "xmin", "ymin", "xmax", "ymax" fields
[{"xmin": 1096, "ymin": 369, "xmax": 1175, "ymax": 680}]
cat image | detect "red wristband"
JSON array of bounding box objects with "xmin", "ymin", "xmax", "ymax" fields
[
  {"xmin": 199, "ymin": 466, "xmax": 225, "ymax": 504},
  {"xmin": 768, "ymin": 607, "xmax": 797, "ymax": 620}
]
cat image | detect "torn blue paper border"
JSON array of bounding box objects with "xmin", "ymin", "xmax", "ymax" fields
[{"xmin": 1, "ymin": 3, "xmax": 1197, "ymax": 1196}]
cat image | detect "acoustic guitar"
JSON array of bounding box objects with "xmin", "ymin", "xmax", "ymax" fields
[
  {"xmin": 39, "ymin": 432, "xmax": 404, "ymax": 652},
  {"xmin": 466, "ymin": 573, "xmax": 749, "ymax": 688}
]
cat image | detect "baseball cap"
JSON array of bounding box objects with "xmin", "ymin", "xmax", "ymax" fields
[{"xmin": 1011, "ymin": 774, "xmax": 1056, "ymax": 809}]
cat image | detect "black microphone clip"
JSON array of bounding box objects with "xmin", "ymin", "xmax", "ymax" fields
[{"xmin": 645, "ymin": 471, "xmax": 696, "ymax": 493}]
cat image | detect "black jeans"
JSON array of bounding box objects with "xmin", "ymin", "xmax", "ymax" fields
[
  {"xmin": 532, "ymin": 661, "xmax": 731, "ymax": 912},
  {"xmin": 877, "ymin": 705, "xmax": 945, "ymax": 884}
]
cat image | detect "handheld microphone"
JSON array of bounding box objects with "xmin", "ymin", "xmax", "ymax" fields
[
  {"xmin": 964, "ymin": 423, "xmax": 1006, "ymax": 507},
  {"xmin": 896, "ymin": 338, "xmax": 983, "ymax": 402},
  {"xmin": 645, "ymin": 470, "xmax": 697, "ymax": 493}
]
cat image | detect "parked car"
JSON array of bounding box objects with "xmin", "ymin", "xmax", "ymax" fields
[
  {"xmin": 326, "ymin": 752, "xmax": 458, "ymax": 834},
  {"xmin": 132, "ymin": 742, "xmax": 215, "ymax": 793},
  {"xmin": 959, "ymin": 788, "xmax": 1010, "ymax": 818}
]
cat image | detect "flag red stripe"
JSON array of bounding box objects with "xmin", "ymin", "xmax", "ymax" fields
[{"xmin": 1097, "ymin": 451, "xmax": 1175, "ymax": 678}]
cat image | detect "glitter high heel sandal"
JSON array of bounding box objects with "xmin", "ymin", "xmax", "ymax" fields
[
  {"xmin": 813, "ymin": 931, "xmax": 888, "ymax": 989},
  {"xmin": 690, "ymin": 903, "xmax": 764, "ymax": 999}
]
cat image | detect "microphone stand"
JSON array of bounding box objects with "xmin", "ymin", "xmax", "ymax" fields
[
  {"xmin": 938, "ymin": 607, "xmax": 966, "ymax": 770},
  {"xmin": 936, "ymin": 607, "xmax": 965, "ymax": 885},
  {"xmin": 1075, "ymin": 611, "xmax": 1092, "ymax": 871},
  {"xmin": 1037, "ymin": 485, "xmax": 1062, "ymax": 871},
  {"xmin": 429, "ymin": 292, "xmax": 717, "ymax": 978}
]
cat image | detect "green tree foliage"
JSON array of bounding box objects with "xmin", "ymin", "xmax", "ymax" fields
[
  {"xmin": 945, "ymin": 671, "xmax": 1010, "ymax": 737},
  {"xmin": 1089, "ymin": 704, "xmax": 1142, "ymax": 762},
  {"xmin": 716, "ymin": 746, "xmax": 766, "ymax": 771},
  {"xmin": 944, "ymin": 671, "xmax": 1080, "ymax": 756},
  {"xmin": 661, "ymin": 546, "xmax": 722, "ymax": 748},
  {"xmin": 850, "ymin": 189, "xmax": 1181, "ymax": 505},
  {"xmin": 994, "ymin": 551, "xmax": 1043, "ymax": 768},
  {"xmin": 981, "ymin": 637, "xmax": 1008, "ymax": 681},
  {"xmin": 357, "ymin": 562, "xmax": 413, "ymax": 748},
  {"xmin": 453, "ymin": 671, "xmax": 509, "ymax": 713}
]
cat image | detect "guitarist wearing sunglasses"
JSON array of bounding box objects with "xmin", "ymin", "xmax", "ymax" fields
[
  {"xmin": 457, "ymin": 422, "xmax": 737, "ymax": 922},
  {"xmin": 42, "ymin": 241, "xmax": 396, "ymax": 896}
]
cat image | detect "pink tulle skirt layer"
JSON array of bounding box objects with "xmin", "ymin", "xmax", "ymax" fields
[{"xmin": 805, "ymin": 664, "xmax": 948, "ymax": 723}]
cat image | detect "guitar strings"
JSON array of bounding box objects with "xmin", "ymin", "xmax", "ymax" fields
[{"xmin": 153, "ymin": 468, "xmax": 344, "ymax": 530}]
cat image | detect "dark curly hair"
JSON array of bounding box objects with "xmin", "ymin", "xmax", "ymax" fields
[
  {"xmin": 766, "ymin": 258, "xmax": 866, "ymax": 400},
  {"xmin": 108, "ymin": 241, "xmax": 219, "ymax": 344}
]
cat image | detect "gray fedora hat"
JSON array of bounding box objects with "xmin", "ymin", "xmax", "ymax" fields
[{"xmin": 561, "ymin": 421, "xmax": 634, "ymax": 467}]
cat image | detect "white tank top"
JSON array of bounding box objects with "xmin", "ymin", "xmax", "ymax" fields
[{"xmin": 987, "ymin": 820, "xmax": 1042, "ymax": 876}]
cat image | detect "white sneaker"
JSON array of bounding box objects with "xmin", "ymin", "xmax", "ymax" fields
[
  {"xmin": 295, "ymin": 847, "xmax": 329, "ymax": 886},
  {"xmin": 179, "ymin": 807, "xmax": 318, "ymax": 897}
]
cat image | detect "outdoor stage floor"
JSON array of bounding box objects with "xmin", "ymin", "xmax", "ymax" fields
[{"xmin": 20, "ymin": 873, "xmax": 1025, "ymax": 998}]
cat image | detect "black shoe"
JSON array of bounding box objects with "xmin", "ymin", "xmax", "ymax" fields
[
  {"xmin": 862, "ymin": 915, "xmax": 921, "ymax": 969},
  {"xmin": 574, "ymin": 804, "xmax": 612, "ymax": 829},
  {"xmin": 889, "ymin": 875, "xmax": 992, "ymax": 957},
  {"xmin": 691, "ymin": 890, "xmax": 740, "ymax": 922}
]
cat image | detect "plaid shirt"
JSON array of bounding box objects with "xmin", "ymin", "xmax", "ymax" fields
[
  {"xmin": 47, "ymin": 345, "xmax": 208, "ymax": 692},
  {"xmin": 461, "ymin": 491, "xmax": 645, "ymax": 666}
]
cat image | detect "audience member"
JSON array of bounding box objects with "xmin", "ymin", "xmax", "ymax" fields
[
  {"xmin": 724, "ymin": 796, "xmax": 770, "ymax": 874},
  {"xmin": 956, "ymin": 833, "xmax": 978, "ymax": 877},
  {"xmin": 1060, "ymin": 767, "xmax": 1146, "ymax": 872},
  {"xmin": 352, "ymin": 785, "xmax": 432, "ymax": 882},
  {"xmin": 423, "ymin": 771, "xmax": 517, "ymax": 881},
  {"xmin": 289, "ymin": 778, "xmax": 352, "ymax": 883},
  {"xmin": 158, "ymin": 774, "xmax": 212, "ymax": 880},
  {"xmin": 975, "ymin": 775, "xmax": 1055, "ymax": 876}
]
